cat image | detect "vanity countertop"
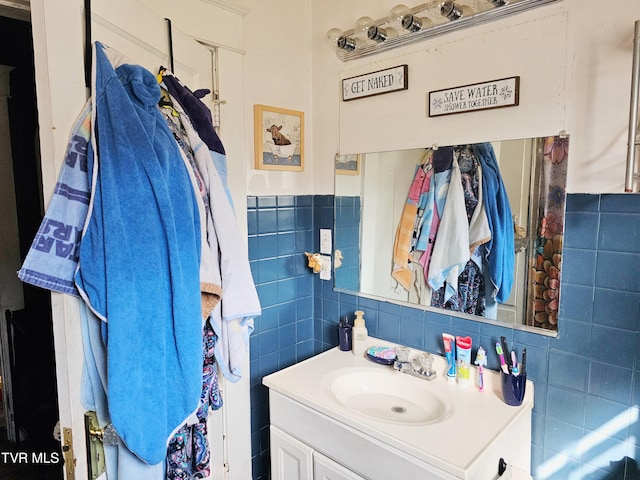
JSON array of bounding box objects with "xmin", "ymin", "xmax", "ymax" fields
[{"xmin": 263, "ymin": 338, "xmax": 534, "ymax": 478}]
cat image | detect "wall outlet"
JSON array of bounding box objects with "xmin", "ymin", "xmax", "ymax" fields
[
  {"xmin": 320, "ymin": 229, "xmax": 332, "ymax": 255},
  {"xmin": 319, "ymin": 254, "xmax": 332, "ymax": 280}
]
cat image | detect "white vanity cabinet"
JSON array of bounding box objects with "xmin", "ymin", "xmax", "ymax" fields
[
  {"xmin": 270, "ymin": 426, "xmax": 313, "ymax": 479},
  {"xmin": 270, "ymin": 426, "xmax": 366, "ymax": 480},
  {"xmin": 263, "ymin": 342, "xmax": 534, "ymax": 480},
  {"xmin": 313, "ymin": 449, "xmax": 367, "ymax": 480}
]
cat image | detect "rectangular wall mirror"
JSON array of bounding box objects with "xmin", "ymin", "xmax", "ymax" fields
[{"xmin": 334, "ymin": 135, "xmax": 569, "ymax": 335}]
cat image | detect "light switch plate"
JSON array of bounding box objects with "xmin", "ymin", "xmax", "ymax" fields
[{"xmin": 320, "ymin": 229, "xmax": 332, "ymax": 255}]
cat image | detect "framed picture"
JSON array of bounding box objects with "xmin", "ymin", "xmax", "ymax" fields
[
  {"xmin": 254, "ymin": 104, "xmax": 304, "ymax": 171},
  {"xmin": 335, "ymin": 154, "xmax": 361, "ymax": 175}
]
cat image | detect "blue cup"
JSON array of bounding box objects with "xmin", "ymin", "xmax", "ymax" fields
[
  {"xmin": 500, "ymin": 371, "xmax": 527, "ymax": 406},
  {"xmin": 338, "ymin": 324, "xmax": 352, "ymax": 351}
]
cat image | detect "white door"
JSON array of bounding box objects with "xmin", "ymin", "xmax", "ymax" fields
[{"xmin": 30, "ymin": 0, "xmax": 246, "ymax": 477}]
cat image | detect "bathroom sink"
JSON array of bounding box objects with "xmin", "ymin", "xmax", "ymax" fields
[
  {"xmin": 329, "ymin": 368, "xmax": 450, "ymax": 425},
  {"xmin": 264, "ymin": 341, "xmax": 534, "ymax": 478}
]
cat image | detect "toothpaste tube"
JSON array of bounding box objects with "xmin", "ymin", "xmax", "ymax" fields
[
  {"xmin": 456, "ymin": 335, "xmax": 473, "ymax": 387},
  {"xmin": 442, "ymin": 333, "xmax": 456, "ymax": 383}
]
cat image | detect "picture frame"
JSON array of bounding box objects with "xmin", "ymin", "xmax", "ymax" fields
[
  {"xmin": 254, "ymin": 104, "xmax": 304, "ymax": 171},
  {"xmin": 335, "ymin": 154, "xmax": 361, "ymax": 175}
]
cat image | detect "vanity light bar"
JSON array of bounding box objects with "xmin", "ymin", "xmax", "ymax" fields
[{"xmin": 328, "ymin": 0, "xmax": 562, "ymax": 61}]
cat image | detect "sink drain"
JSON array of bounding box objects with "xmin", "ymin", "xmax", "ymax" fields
[{"xmin": 391, "ymin": 406, "xmax": 406, "ymax": 414}]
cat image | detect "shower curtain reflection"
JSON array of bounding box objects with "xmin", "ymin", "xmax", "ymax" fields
[{"xmin": 528, "ymin": 135, "xmax": 568, "ymax": 331}]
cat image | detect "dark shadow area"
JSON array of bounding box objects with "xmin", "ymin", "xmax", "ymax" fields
[{"xmin": 0, "ymin": 14, "xmax": 63, "ymax": 480}]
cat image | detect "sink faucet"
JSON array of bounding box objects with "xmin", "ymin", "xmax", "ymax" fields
[{"xmin": 393, "ymin": 347, "xmax": 437, "ymax": 381}]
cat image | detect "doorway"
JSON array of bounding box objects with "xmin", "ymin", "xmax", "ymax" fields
[{"xmin": 0, "ymin": 14, "xmax": 63, "ymax": 480}]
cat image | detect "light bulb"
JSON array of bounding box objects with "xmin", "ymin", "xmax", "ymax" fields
[
  {"xmin": 388, "ymin": 4, "xmax": 411, "ymax": 25},
  {"xmin": 389, "ymin": 4, "xmax": 433, "ymax": 33},
  {"xmin": 326, "ymin": 28, "xmax": 345, "ymax": 47},
  {"xmin": 460, "ymin": 5, "xmax": 474, "ymax": 16},
  {"xmin": 336, "ymin": 36, "xmax": 365, "ymax": 52},
  {"xmin": 367, "ymin": 25, "xmax": 399, "ymax": 42},
  {"xmin": 440, "ymin": 1, "xmax": 471, "ymax": 20},
  {"xmin": 401, "ymin": 14, "xmax": 433, "ymax": 32},
  {"xmin": 354, "ymin": 16, "xmax": 374, "ymax": 35}
]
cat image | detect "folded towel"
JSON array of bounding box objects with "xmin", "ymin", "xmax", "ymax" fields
[{"xmin": 75, "ymin": 42, "xmax": 203, "ymax": 465}]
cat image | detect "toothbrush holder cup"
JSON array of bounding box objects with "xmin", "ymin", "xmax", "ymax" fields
[
  {"xmin": 500, "ymin": 370, "xmax": 527, "ymax": 406},
  {"xmin": 338, "ymin": 324, "xmax": 352, "ymax": 351}
]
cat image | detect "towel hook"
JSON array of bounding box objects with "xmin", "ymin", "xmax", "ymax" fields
[
  {"xmin": 164, "ymin": 18, "xmax": 175, "ymax": 72},
  {"xmin": 84, "ymin": 0, "xmax": 92, "ymax": 89}
]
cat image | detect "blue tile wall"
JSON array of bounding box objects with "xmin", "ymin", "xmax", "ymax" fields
[
  {"xmin": 248, "ymin": 195, "xmax": 318, "ymax": 480},
  {"xmin": 249, "ymin": 193, "xmax": 640, "ymax": 480},
  {"xmin": 334, "ymin": 196, "xmax": 361, "ymax": 292}
]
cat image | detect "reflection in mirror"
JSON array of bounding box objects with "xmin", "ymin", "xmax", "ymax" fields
[{"xmin": 334, "ymin": 136, "xmax": 569, "ymax": 334}]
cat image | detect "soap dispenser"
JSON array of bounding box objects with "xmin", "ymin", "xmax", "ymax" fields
[{"xmin": 351, "ymin": 310, "xmax": 368, "ymax": 356}]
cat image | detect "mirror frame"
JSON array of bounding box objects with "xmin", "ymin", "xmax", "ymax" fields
[{"xmin": 333, "ymin": 136, "xmax": 569, "ymax": 337}]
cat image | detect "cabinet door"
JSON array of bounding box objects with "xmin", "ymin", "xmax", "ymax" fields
[
  {"xmin": 271, "ymin": 426, "xmax": 314, "ymax": 480},
  {"xmin": 314, "ymin": 451, "xmax": 366, "ymax": 480}
]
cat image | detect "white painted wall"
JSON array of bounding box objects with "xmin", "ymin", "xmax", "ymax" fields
[
  {"xmin": 309, "ymin": 0, "xmax": 640, "ymax": 194},
  {"xmin": 242, "ymin": 0, "xmax": 314, "ymax": 196}
]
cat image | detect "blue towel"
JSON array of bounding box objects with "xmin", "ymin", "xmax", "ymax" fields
[
  {"xmin": 17, "ymin": 102, "xmax": 92, "ymax": 296},
  {"xmin": 161, "ymin": 72, "xmax": 225, "ymax": 155},
  {"xmin": 75, "ymin": 42, "xmax": 202, "ymax": 465},
  {"xmin": 472, "ymin": 143, "xmax": 514, "ymax": 303}
]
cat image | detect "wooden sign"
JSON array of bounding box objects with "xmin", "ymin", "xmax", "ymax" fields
[
  {"xmin": 428, "ymin": 76, "xmax": 519, "ymax": 117},
  {"xmin": 342, "ymin": 65, "xmax": 408, "ymax": 101}
]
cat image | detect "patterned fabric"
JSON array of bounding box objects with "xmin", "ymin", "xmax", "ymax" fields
[
  {"xmin": 458, "ymin": 148, "xmax": 480, "ymax": 223},
  {"xmin": 531, "ymin": 136, "xmax": 568, "ymax": 330},
  {"xmin": 431, "ymin": 259, "xmax": 486, "ymax": 316},
  {"xmin": 160, "ymin": 94, "xmax": 209, "ymax": 212},
  {"xmin": 167, "ymin": 320, "xmax": 223, "ymax": 479},
  {"xmin": 391, "ymin": 151, "xmax": 433, "ymax": 291}
]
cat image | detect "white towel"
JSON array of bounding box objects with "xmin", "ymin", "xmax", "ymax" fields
[
  {"xmin": 468, "ymin": 159, "xmax": 491, "ymax": 255},
  {"xmin": 428, "ymin": 154, "xmax": 471, "ymax": 302}
]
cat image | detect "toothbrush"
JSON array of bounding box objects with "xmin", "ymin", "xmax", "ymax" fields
[
  {"xmin": 474, "ymin": 346, "xmax": 487, "ymax": 392},
  {"xmin": 495, "ymin": 342, "xmax": 508, "ymax": 374},
  {"xmin": 500, "ymin": 336, "xmax": 512, "ymax": 370}
]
